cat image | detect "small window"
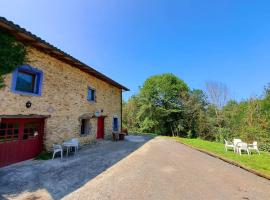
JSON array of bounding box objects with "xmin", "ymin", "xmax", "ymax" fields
[
  {"xmin": 11, "ymin": 65, "xmax": 43, "ymax": 96},
  {"xmin": 113, "ymin": 117, "xmax": 119, "ymax": 132},
  {"xmin": 87, "ymin": 87, "xmax": 96, "ymax": 102}
]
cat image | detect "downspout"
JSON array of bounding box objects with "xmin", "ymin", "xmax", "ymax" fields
[{"xmin": 121, "ymin": 90, "xmax": 123, "ymax": 132}]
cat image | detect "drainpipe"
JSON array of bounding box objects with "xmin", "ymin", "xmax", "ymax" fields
[{"xmin": 120, "ymin": 90, "xmax": 123, "ymax": 132}]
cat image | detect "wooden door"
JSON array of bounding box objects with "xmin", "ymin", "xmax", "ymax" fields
[{"xmin": 97, "ymin": 117, "xmax": 105, "ymax": 139}]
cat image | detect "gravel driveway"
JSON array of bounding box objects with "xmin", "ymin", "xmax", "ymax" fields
[{"xmin": 1, "ymin": 136, "xmax": 270, "ymax": 200}]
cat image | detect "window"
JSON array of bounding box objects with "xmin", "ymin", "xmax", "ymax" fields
[
  {"xmin": 87, "ymin": 87, "xmax": 96, "ymax": 102},
  {"xmin": 23, "ymin": 122, "xmax": 39, "ymax": 140},
  {"xmin": 16, "ymin": 71, "xmax": 36, "ymax": 93},
  {"xmin": 11, "ymin": 65, "xmax": 43, "ymax": 96},
  {"xmin": 113, "ymin": 117, "xmax": 119, "ymax": 132},
  {"xmin": 0, "ymin": 122, "xmax": 19, "ymax": 142}
]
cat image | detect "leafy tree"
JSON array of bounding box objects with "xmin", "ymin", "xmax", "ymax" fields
[
  {"xmin": 181, "ymin": 89, "xmax": 208, "ymax": 138},
  {"xmin": 137, "ymin": 73, "xmax": 189, "ymax": 135},
  {"xmin": 122, "ymin": 95, "xmax": 141, "ymax": 131},
  {"xmin": 206, "ymin": 81, "xmax": 230, "ymax": 141}
]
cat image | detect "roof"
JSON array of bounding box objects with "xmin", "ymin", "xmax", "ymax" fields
[{"xmin": 0, "ymin": 17, "xmax": 129, "ymax": 91}]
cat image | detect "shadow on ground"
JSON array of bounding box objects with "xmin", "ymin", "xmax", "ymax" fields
[{"xmin": 0, "ymin": 135, "xmax": 154, "ymax": 200}]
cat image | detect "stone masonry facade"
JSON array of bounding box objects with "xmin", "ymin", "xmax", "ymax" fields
[{"xmin": 0, "ymin": 46, "xmax": 122, "ymax": 150}]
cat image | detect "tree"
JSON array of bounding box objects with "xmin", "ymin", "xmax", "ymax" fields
[
  {"xmin": 137, "ymin": 73, "xmax": 189, "ymax": 136},
  {"xmin": 206, "ymin": 81, "xmax": 230, "ymax": 141},
  {"xmin": 123, "ymin": 74, "xmax": 211, "ymax": 137},
  {"xmin": 122, "ymin": 95, "xmax": 140, "ymax": 131},
  {"xmin": 181, "ymin": 89, "xmax": 208, "ymax": 138}
]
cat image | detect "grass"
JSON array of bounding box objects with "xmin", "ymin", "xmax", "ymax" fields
[{"xmin": 172, "ymin": 137, "xmax": 270, "ymax": 177}]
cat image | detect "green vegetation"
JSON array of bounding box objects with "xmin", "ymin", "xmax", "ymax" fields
[
  {"xmin": 0, "ymin": 30, "xmax": 26, "ymax": 88},
  {"xmin": 131, "ymin": 132, "xmax": 158, "ymax": 137},
  {"xmin": 123, "ymin": 73, "xmax": 270, "ymax": 152},
  {"xmin": 123, "ymin": 73, "xmax": 207, "ymax": 136},
  {"xmin": 35, "ymin": 151, "xmax": 53, "ymax": 160},
  {"xmin": 173, "ymin": 137, "xmax": 270, "ymax": 177}
]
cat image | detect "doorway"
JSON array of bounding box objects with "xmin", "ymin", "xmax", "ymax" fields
[
  {"xmin": 97, "ymin": 117, "xmax": 105, "ymax": 139},
  {"xmin": 81, "ymin": 119, "xmax": 90, "ymax": 135}
]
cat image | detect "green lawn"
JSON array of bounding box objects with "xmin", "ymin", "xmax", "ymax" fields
[{"xmin": 172, "ymin": 137, "xmax": 270, "ymax": 177}]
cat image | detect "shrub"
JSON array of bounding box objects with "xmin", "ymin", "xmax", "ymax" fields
[
  {"xmin": 258, "ymin": 143, "xmax": 270, "ymax": 152},
  {"xmin": 187, "ymin": 130, "xmax": 197, "ymax": 139}
]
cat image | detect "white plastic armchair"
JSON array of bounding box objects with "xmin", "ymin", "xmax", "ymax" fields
[
  {"xmin": 248, "ymin": 141, "xmax": 260, "ymax": 155},
  {"xmin": 233, "ymin": 139, "xmax": 242, "ymax": 153},
  {"xmin": 237, "ymin": 142, "xmax": 250, "ymax": 155},
  {"xmin": 224, "ymin": 139, "xmax": 234, "ymax": 152},
  {"xmin": 52, "ymin": 144, "xmax": 63, "ymax": 159}
]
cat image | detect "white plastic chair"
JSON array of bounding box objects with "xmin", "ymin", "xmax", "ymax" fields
[
  {"xmin": 248, "ymin": 141, "xmax": 260, "ymax": 155},
  {"xmin": 52, "ymin": 144, "xmax": 63, "ymax": 159},
  {"xmin": 224, "ymin": 139, "xmax": 234, "ymax": 152},
  {"xmin": 237, "ymin": 142, "xmax": 250, "ymax": 155},
  {"xmin": 233, "ymin": 139, "xmax": 242, "ymax": 153}
]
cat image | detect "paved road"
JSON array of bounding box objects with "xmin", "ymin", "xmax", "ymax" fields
[
  {"xmin": 64, "ymin": 137, "xmax": 270, "ymax": 200},
  {"xmin": 1, "ymin": 136, "xmax": 270, "ymax": 200}
]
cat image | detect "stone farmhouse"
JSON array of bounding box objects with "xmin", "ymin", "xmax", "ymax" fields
[{"xmin": 0, "ymin": 17, "xmax": 129, "ymax": 167}]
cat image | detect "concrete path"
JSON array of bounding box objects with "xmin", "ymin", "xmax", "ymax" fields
[
  {"xmin": 64, "ymin": 137, "xmax": 270, "ymax": 200},
  {"xmin": 1, "ymin": 136, "xmax": 270, "ymax": 200}
]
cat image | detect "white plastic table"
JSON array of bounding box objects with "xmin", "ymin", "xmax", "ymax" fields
[{"xmin": 63, "ymin": 141, "xmax": 76, "ymax": 156}]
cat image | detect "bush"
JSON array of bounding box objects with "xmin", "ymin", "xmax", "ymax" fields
[
  {"xmin": 35, "ymin": 151, "xmax": 52, "ymax": 160},
  {"xmin": 187, "ymin": 130, "xmax": 197, "ymax": 139},
  {"xmin": 215, "ymin": 127, "xmax": 232, "ymax": 143},
  {"xmin": 259, "ymin": 143, "xmax": 270, "ymax": 152}
]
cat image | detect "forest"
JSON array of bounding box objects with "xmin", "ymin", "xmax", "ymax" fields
[{"xmin": 122, "ymin": 73, "xmax": 270, "ymax": 151}]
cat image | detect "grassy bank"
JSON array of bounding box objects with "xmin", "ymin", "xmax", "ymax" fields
[{"xmin": 172, "ymin": 137, "xmax": 270, "ymax": 177}]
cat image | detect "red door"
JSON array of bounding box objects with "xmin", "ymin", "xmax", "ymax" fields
[
  {"xmin": 97, "ymin": 117, "xmax": 105, "ymax": 139},
  {"xmin": 0, "ymin": 118, "xmax": 44, "ymax": 167}
]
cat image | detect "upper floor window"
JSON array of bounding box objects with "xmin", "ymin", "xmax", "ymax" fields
[
  {"xmin": 11, "ymin": 65, "xmax": 43, "ymax": 96},
  {"xmin": 87, "ymin": 87, "xmax": 96, "ymax": 102}
]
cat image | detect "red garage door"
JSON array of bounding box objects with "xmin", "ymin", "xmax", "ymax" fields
[{"xmin": 0, "ymin": 118, "xmax": 44, "ymax": 167}]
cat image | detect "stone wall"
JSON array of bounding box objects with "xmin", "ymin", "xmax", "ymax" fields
[{"xmin": 0, "ymin": 46, "xmax": 122, "ymax": 150}]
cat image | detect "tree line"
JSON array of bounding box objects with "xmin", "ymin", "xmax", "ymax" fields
[{"xmin": 122, "ymin": 73, "xmax": 270, "ymax": 151}]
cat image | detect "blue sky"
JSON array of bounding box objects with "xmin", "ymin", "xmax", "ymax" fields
[{"xmin": 1, "ymin": 0, "xmax": 270, "ymax": 101}]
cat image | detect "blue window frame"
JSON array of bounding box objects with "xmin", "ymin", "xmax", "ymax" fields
[
  {"xmin": 113, "ymin": 117, "xmax": 119, "ymax": 132},
  {"xmin": 11, "ymin": 65, "xmax": 43, "ymax": 96},
  {"xmin": 87, "ymin": 87, "xmax": 96, "ymax": 102}
]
